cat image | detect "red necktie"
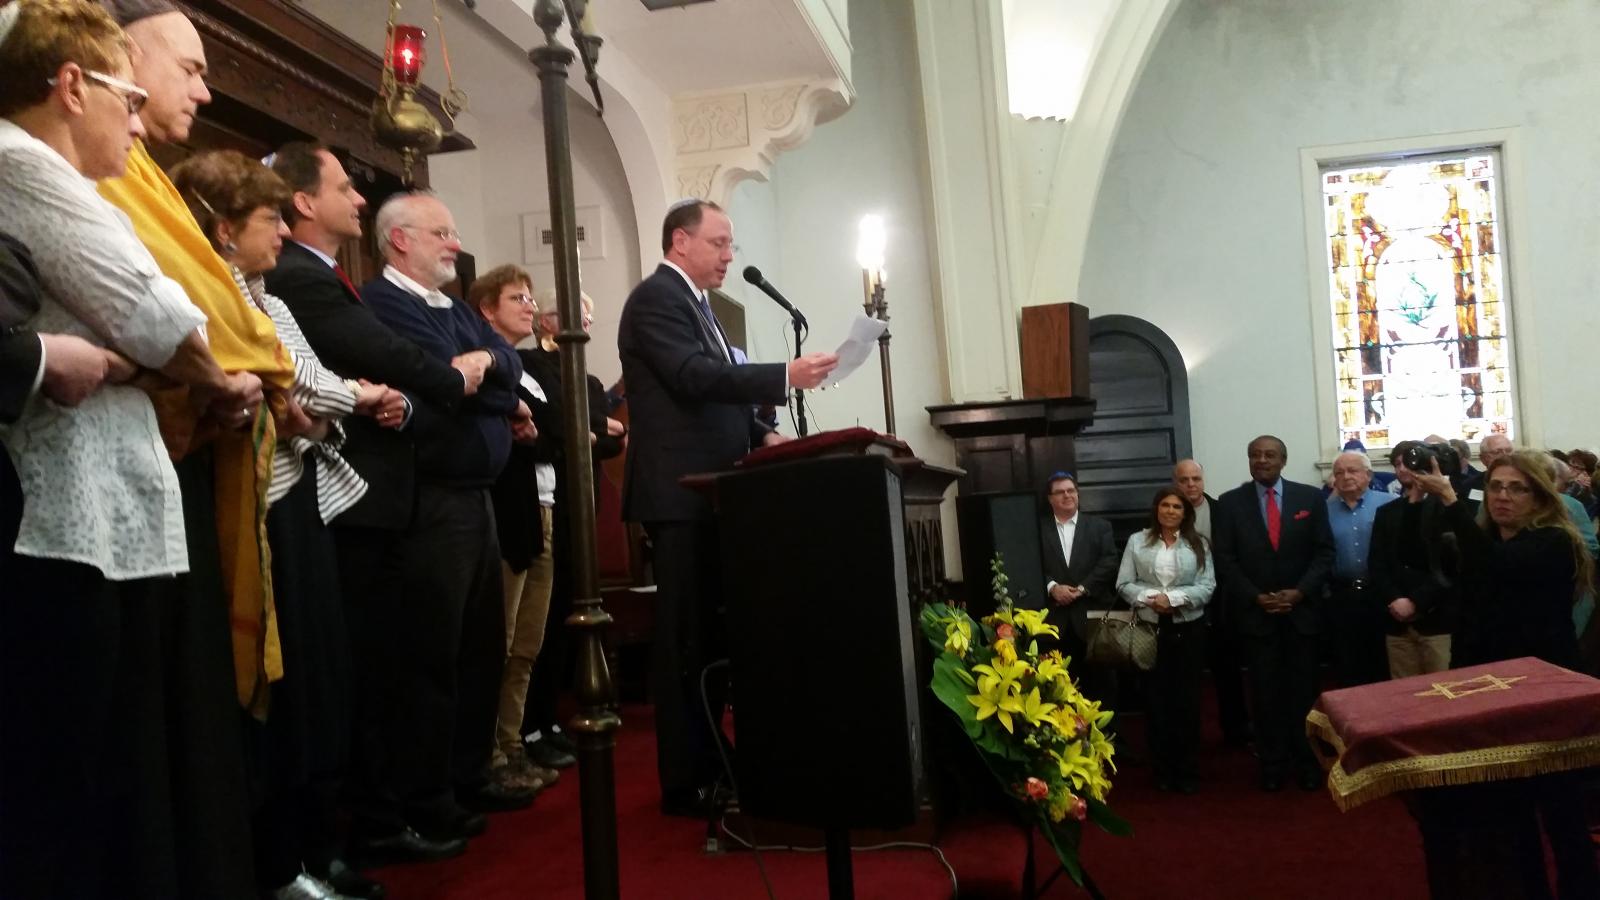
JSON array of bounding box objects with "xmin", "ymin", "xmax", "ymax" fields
[
  {"xmin": 333, "ymin": 263, "xmax": 360, "ymax": 302},
  {"xmin": 1265, "ymin": 487, "xmax": 1281, "ymax": 551}
]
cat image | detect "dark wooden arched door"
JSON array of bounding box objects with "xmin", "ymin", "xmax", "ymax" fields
[{"xmin": 1074, "ymin": 315, "xmax": 1192, "ymax": 544}]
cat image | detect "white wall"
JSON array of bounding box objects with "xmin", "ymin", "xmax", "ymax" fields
[
  {"xmin": 724, "ymin": 0, "xmax": 962, "ymax": 571},
  {"xmin": 1079, "ymin": 0, "xmax": 1600, "ymax": 489}
]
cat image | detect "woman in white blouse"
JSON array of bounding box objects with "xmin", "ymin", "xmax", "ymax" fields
[
  {"xmin": 1116, "ymin": 487, "xmax": 1216, "ymax": 794},
  {"xmin": 167, "ymin": 148, "xmax": 409, "ymax": 900},
  {"xmin": 0, "ymin": 1, "xmax": 266, "ymax": 896}
]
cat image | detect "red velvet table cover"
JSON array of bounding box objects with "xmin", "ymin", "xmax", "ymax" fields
[
  {"xmin": 1306, "ymin": 657, "xmax": 1600, "ymax": 811},
  {"xmin": 737, "ymin": 426, "xmax": 910, "ymax": 469}
]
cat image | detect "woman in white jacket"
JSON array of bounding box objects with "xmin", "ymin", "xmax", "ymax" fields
[{"xmin": 1116, "ymin": 487, "xmax": 1215, "ymax": 794}]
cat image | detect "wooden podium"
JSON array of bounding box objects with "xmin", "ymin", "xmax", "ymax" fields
[{"xmin": 690, "ymin": 429, "xmax": 959, "ymax": 879}]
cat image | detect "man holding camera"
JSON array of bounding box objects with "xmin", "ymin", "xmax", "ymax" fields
[{"xmin": 1367, "ymin": 440, "xmax": 1459, "ymax": 678}]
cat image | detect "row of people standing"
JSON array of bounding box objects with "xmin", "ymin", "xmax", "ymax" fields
[{"xmin": 0, "ymin": 2, "xmax": 619, "ymax": 897}]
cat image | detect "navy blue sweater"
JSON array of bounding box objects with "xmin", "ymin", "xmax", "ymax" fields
[{"xmin": 362, "ymin": 274, "xmax": 521, "ymax": 487}]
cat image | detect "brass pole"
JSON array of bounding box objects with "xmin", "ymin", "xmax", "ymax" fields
[
  {"xmin": 529, "ymin": 2, "xmax": 620, "ymax": 898},
  {"xmin": 862, "ymin": 272, "xmax": 895, "ymax": 435}
]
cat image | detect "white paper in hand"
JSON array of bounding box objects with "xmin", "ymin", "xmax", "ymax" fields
[{"xmin": 827, "ymin": 315, "xmax": 888, "ymax": 384}]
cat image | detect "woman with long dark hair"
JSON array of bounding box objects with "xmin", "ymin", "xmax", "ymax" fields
[
  {"xmin": 1413, "ymin": 451, "xmax": 1600, "ymax": 899},
  {"xmin": 1115, "ymin": 487, "xmax": 1215, "ymax": 793}
]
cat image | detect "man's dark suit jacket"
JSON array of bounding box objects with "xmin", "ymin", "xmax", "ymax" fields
[
  {"xmin": 0, "ymin": 234, "xmax": 44, "ymax": 425},
  {"xmin": 617, "ymin": 264, "xmax": 785, "ymax": 523},
  {"xmin": 263, "ymin": 240, "xmax": 467, "ymax": 529},
  {"xmin": 1367, "ymin": 496, "xmax": 1458, "ymax": 637},
  {"xmin": 1032, "ymin": 513, "xmax": 1119, "ymax": 641},
  {"xmin": 1213, "ymin": 479, "xmax": 1335, "ymax": 638}
]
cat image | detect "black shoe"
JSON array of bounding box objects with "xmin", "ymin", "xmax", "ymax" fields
[
  {"xmin": 322, "ymin": 859, "xmax": 386, "ymax": 900},
  {"xmin": 525, "ymin": 738, "xmax": 577, "ymax": 770},
  {"xmin": 348, "ymin": 828, "xmax": 466, "ymax": 866},
  {"xmin": 1259, "ymin": 773, "xmax": 1284, "ymax": 793},
  {"xmin": 1297, "ymin": 770, "xmax": 1322, "ymax": 792},
  {"xmin": 544, "ymin": 729, "xmax": 577, "ymax": 755},
  {"xmin": 459, "ymin": 780, "xmax": 535, "ymax": 814},
  {"xmin": 415, "ymin": 805, "xmax": 489, "ymax": 841}
]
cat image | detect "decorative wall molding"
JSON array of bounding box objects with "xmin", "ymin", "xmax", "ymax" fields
[{"xmin": 671, "ymin": 78, "xmax": 851, "ymax": 205}]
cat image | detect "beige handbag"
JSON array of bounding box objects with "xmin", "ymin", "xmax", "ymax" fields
[{"xmin": 1085, "ymin": 610, "xmax": 1158, "ymax": 671}]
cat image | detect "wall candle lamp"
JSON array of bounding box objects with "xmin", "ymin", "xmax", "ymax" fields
[
  {"xmin": 372, "ymin": 0, "xmax": 467, "ymax": 183},
  {"xmin": 856, "ymin": 214, "xmax": 895, "ymax": 434}
]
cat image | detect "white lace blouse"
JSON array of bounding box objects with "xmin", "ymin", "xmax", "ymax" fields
[{"xmin": 0, "ymin": 120, "xmax": 207, "ymax": 580}]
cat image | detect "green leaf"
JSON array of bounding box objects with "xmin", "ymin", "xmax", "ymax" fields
[
  {"xmin": 1035, "ymin": 817, "xmax": 1085, "ymax": 886},
  {"xmin": 1086, "ymin": 797, "xmax": 1132, "ymax": 836}
]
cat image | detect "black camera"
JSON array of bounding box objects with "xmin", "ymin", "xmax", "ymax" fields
[{"xmin": 1402, "ymin": 441, "xmax": 1461, "ymax": 475}]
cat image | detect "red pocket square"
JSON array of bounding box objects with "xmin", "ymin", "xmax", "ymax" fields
[{"xmin": 1294, "ymin": 509, "xmax": 1311, "ymax": 521}]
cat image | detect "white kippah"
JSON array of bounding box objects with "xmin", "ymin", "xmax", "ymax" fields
[{"xmin": 0, "ymin": 3, "xmax": 23, "ymax": 52}]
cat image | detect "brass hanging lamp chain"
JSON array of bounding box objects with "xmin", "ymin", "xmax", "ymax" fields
[
  {"xmin": 379, "ymin": 0, "xmax": 400, "ymax": 102},
  {"xmin": 430, "ymin": 0, "xmax": 469, "ymax": 127}
]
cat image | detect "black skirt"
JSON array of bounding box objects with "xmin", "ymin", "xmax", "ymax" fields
[{"xmin": 257, "ymin": 465, "xmax": 352, "ymax": 791}]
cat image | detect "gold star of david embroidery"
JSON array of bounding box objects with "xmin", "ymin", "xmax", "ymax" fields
[{"xmin": 1414, "ymin": 674, "xmax": 1527, "ymax": 700}]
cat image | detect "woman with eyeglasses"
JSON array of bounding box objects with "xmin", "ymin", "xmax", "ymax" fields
[
  {"xmin": 469, "ymin": 264, "xmax": 566, "ymax": 796},
  {"xmin": 1114, "ymin": 487, "xmax": 1215, "ymax": 794},
  {"xmin": 1411, "ymin": 450, "xmax": 1600, "ymax": 899},
  {"xmin": 0, "ymin": 2, "xmax": 266, "ymax": 896},
  {"xmin": 168, "ymin": 148, "xmax": 408, "ymax": 900},
  {"xmin": 1414, "ymin": 450, "xmax": 1593, "ymax": 670}
]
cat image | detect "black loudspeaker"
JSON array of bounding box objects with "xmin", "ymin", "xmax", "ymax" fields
[
  {"xmin": 956, "ymin": 491, "xmax": 1047, "ymax": 616},
  {"xmin": 716, "ymin": 455, "xmax": 922, "ymax": 830}
]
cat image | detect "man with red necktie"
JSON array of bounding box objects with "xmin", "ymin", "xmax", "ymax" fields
[{"xmin": 1212, "ymin": 434, "xmax": 1334, "ymax": 793}]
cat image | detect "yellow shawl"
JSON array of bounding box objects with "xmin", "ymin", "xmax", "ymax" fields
[{"xmin": 99, "ymin": 141, "xmax": 296, "ymax": 720}]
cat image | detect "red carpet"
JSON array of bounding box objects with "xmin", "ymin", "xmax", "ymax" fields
[{"xmin": 376, "ymin": 702, "xmax": 1426, "ymax": 899}]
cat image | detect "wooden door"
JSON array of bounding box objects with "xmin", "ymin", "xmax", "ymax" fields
[{"xmin": 1074, "ymin": 315, "xmax": 1192, "ymax": 544}]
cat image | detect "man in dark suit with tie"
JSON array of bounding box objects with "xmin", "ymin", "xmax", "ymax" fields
[
  {"xmin": 1033, "ymin": 472, "xmax": 1119, "ymax": 699},
  {"xmin": 618, "ymin": 199, "xmax": 837, "ymax": 816},
  {"xmin": 266, "ymin": 144, "xmax": 503, "ymax": 870},
  {"xmin": 1212, "ymin": 435, "xmax": 1334, "ymax": 792}
]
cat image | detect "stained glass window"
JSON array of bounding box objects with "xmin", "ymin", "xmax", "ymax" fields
[{"xmin": 1321, "ymin": 150, "xmax": 1515, "ymax": 450}]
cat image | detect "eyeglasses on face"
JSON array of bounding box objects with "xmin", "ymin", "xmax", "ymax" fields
[
  {"xmin": 504, "ymin": 292, "xmax": 536, "ymax": 308},
  {"xmin": 1484, "ymin": 481, "xmax": 1533, "ymax": 497},
  {"xmin": 403, "ymin": 225, "xmax": 461, "ymax": 243},
  {"xmin": 49, "ymin": 69, "xmax": 149, "ymax": 115}
]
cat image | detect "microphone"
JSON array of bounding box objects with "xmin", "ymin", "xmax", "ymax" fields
[{"xmin": 742, "ymin": 266, "xmax": 807, "ymax": 326}]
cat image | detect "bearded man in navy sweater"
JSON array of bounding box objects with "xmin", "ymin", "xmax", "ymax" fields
[{"xmin": 350, "ymin": 192, "xmax": 534, "ymax": 858}]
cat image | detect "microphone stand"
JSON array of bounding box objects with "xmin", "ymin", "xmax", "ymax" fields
[{"xmin": 791, "ymin": 313, "xmax": 809, "ymax": 437}]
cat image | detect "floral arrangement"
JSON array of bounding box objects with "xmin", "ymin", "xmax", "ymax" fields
[{"xmin": 919, "ymin": 555, "xmax": 1128, "ymax": 884}]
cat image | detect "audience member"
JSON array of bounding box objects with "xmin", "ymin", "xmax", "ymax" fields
[
  {"xmin": 520, "ymin": 287, "xmax": 625, "ymax": 770},
  {"xmin": 1545, "ymin": 455, "xmax": 1599, "ymax": 558},
  {"xmin": 1366, "ymin": 440, "xmax": 1457, "ymax": 678},
  {"xmin": 1463, "ymin": 433, "xmax": 1513, "ymax": 494},
  {"xmin": 1175, "ymin": 458, "xmax": 1251, "ymax": 746},
  {"xmin": 1413, "ymin": 452, "xmax": 1600, "ymax": 898},
  {"xmin": 264, "ymin": 142, "xmax": 492, "ymax": 868},
  {"xmin": 1033, "ymin": 471, "xmax": 1119, "ymax": 702},
  {"xmin": 358, "ymin": 191, "xmax": 528, "ymax": 847},
  {"xmin": 0, "ymin": 2, "xmax": 254, "ymax": 894},
  {"xmin": 170, "ymin": 148, "xmax": 401, "ymax": 900},
  {"xmin": 1324, "ymin": 450, "xmax": 1396, "ymax": 686},
  {"xmin": 99, "ymin": 0, "xmax": 298, "ymax": 728},
  {"xmin": 1212, "ymin": 435, "xmax": 1334, "ymax": 792},
  {"xmin": 1115, "ymin": 487, "xmax": 1215, "ymax": 794},
  {"xmin": 471, "ymin": 265, "xmax": 565, "ymax": 795}
]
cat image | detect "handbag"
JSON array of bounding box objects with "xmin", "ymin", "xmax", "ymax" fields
[{"xmin": 1085, "ymin": 610, "xmax": 1158, "ymax": 671}]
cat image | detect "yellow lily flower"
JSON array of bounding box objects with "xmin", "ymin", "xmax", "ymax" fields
[
  {"xmin": 943, "ymin": 618, "xmax": 972, "ymax": 657},
  {"xmin": 1010, "ymin": 608, "xmax": 1060, "ymax": 640},
  {"xmin": 1019, "ymin": 686, "xmax": 1057, "ymax": 728},
  {"xmin": 994, "ymin": 638, "xmax": 1018, "ymax": 665}
]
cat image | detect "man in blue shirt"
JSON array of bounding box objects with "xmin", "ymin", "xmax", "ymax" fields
[{"xmin": 1326, "ymin": 451, "xmax": 1396, "ymax": 686}]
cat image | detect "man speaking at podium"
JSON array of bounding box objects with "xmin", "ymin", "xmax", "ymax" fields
[{"xmin": 618, "ymin": 199, "xmax": 837, "ymax": 817}]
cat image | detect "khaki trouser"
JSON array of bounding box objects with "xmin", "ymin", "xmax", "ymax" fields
[
  {"xmin": 492, "ymin": 506, "xmax": 556, "ymax": 767},
  {"xmin": 1386, "ymin": 628, "xmax": 1451, "ymax": 679}
]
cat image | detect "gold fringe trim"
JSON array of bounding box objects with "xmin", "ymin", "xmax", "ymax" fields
[{"xmin": 1310, "ymin": 731, "xmax": 1600, "ymax": 812}]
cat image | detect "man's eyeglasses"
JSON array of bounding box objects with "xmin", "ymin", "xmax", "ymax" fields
[
  {"xmin": 49, "ymin": 69, "xmax": 148, "ymax": 115},
  {"xmin": 505, "ymin": 293, "xmax": 536, "ymax": 308},
  {"xmin": 1484, "ymin": 481, "xmax": 1533, "ymax": 497},
  {"xmin": 403, "ymin": 225, "xmax": 461, "ymax": 243}
]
